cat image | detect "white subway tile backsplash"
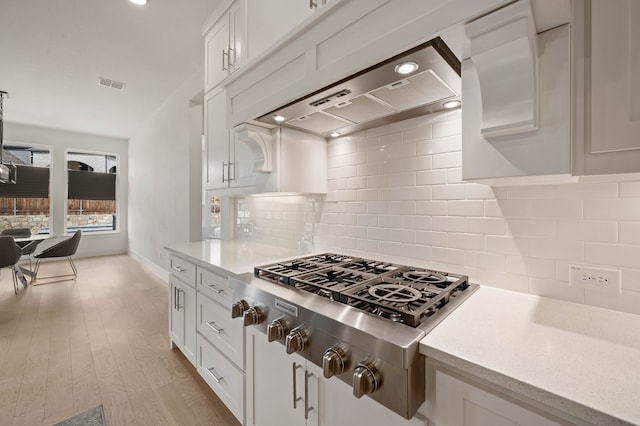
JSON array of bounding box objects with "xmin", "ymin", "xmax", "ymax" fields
[
  {"xmin": 416, "ymin": 201, "xmax": 447, "ymax": 215},
  {"xmin": 432, "ymin": 184, "xmax": 466, "ymax": 200},
  {"xmin": 465, "ymin": 251, "xmax": 506, "ymax": 271},
  {"xmin": 432, "ymin": 152, "xmax": 462, "ymax": 169},
  {"xmin": 555, "ymin": 220, "xmax": 617, "ymax": 243},
  {"xmin": 531, "ymin": 199, "xmax": 582, "ymax": 219},
  {"xmin": 433, "ymin": 118, "xmax": 461, "ymax": 138},
  {"xmin": 447, "ymin": 233, "xmax": 484, "ymax": 251},
  {"xmin": 347, "ymin": 177, "xmax": 367, "ymax": 189},
  {"xmin": 415, "ymin": 230, "xmax": 448, "ymax": 246},
  {"xmin": 484, "ymin": 199, "xmax": 531, "ymax": 218},
  {"xmin": 416, "ymin": 138, "xmax": 448, "ymax": 155},
  {"xmin": 447, "ymin": 200, "xmax": 484, "ymax": 217},
  {"xmin": 507, "ymin": 256, "xmax": 555, "ymax": 279},
  {"xmin": 402, "ymin": 125, "xmax": 432, "ymax": 143},
  {"xmin": 485, "ymin": 236, "xmax": 530, "ymax": 256},
  {"xmin": 619, "ymin": 181, "xmax": 640, "ymax": 197},
  {"xmin": 529, "ymin": 278, "xmax": 585, "ymax": 303},
  {"xmin": 239, "ymin": 116, "xmax": 640, "ymax": 315},
  {"xmin": 507, "ymin": 185, "xmax": 556, "ymax": 199},
  {"xmin": 619, "ymin": 222, "xmax": 640, "ymax": 244},
  {"xmin": 417, "ymin": 169, "xmax": 448, "ymax": 185},
  {"xmin": 556, "ymin": 183, "xmax": 618, "ymax": 199},
  {"xmin": 585, "ymin": 199, "xmax": 640, "ymax": 221},
  {"xmin": 585, "ymin": 242, "xmax": 640, "ymax": 268},
  {"xmin": 466, "ymin": 217, "xmax": 507, "ymax": 235},
  {"xmin": 357, "ymin": 189, "xmax": 378, "ymax": 201},
  {"xmin": 432, "ymin": 216, "xmax": 466, "ymax": 232},
  {"xmin": 506, "ymin": 219, "xmax": 554, "ymax": 238},
  {"xmin": 529, "ymin": 239, "xmax": 584, "ymax": 261}
]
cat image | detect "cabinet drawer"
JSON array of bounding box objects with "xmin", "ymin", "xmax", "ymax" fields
[
  {"xmin": 197, "ymin": 335, "xmax": 244, "ymax": 424},
  {"xmin": 198, "ymin": 267, "xmax": 231, "ymax": 305},
  {"xmin": 169, "ymin": 255, "xmax": 196, "ymax": 287},
  {"xmin": 197, "ymin": 294, "xmax": 243, "ymax": 368}
]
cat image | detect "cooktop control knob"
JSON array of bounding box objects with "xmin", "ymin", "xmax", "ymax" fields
[
  {"xmin": 352, "ymin": 360, "xmax": 380, "ymax": 398},
  {"xmin": 285, "ymin": 327, "xmax": 309, "ymax": 354},
  {"xmin": 231, "ymin": 300, "xmax": 249, "ymax": 319},
  {"xmin": 322, "ymin": 345, "xmax": 347, "ymax": 378},
  {"xmin": 243, "ymin": 306, "xmax": 264, "ymax": 326},
  {"xmin": 267, "ymin": 318, "xmax": 288, "ymax": 342}
]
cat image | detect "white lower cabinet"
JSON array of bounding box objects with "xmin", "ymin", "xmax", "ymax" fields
[
  {"xmin": 169, "ymin": 275, "xmax": 197, "ymax": 366},
  {"xmin": 198, "ymin": 335, "xmax": 245, "ymax": 423},
  {"xmin": 246, "ymin": 327, "xmax": 424, "ymax": 426},
  {"xmin": 434, "ymin": 369, "xmax": 565, "ymax": 426}
]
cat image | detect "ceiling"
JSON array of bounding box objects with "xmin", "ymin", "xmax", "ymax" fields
[{"xmin": 0, "ymin": 0, "xmax": 222, "ymax": 139}]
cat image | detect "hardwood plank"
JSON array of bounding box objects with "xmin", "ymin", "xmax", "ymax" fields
[
  {"xmin": 14, "ymin": 372, "xmax": 47, "ymax": 418},
  {"xmin": 102, "ymin": 398, "xmax": 139, "ymax": 426},
  {"xmin": 154, "ymin": 382, "xmax": 200, "ymax": 426},
  {"xmin": 128, "ymin": 388, "xmax": 175, "ymax": 426}
]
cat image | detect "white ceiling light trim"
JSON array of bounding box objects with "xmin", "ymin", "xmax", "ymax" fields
[{"xmin": 129, "ymin": 0, "xmax": 148, "ymax": 5}]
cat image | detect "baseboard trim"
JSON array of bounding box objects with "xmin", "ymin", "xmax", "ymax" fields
[{"xmin": 128, "ymin": 249, "xmax": 169, "ymax": 284}]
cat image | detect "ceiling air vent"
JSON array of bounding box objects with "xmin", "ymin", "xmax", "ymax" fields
[
  {"xmin": 97, "ymin": 77, "xmax": 126, "ymax": 90},
  {"xmin": 309, "ymin": 89, "xmax": 351, "ymax": 108}
]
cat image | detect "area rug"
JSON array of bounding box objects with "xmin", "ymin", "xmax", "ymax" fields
[{"xmin": 52, "ymin": 405, "xmax": 105, "ymax": 426}]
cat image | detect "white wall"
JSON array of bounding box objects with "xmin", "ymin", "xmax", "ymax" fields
[
  {"xmin": 237, "ymin": 110, "xmax": 640, "ymax": 316},
  {"xmin": 4, "ymin": 122, "xmax": 128, "ymax": 257},
  {"xmin": 128, "ymin": 69, "xmax": 203, "ymax": 273}
]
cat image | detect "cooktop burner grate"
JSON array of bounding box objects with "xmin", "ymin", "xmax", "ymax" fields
[{"xmin": 254, "ymin": 255, "xmax": 469, "ymax": 327}]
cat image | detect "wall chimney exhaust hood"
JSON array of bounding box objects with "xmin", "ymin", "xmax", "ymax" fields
[{"xmin": 255, "ymin": 37, "xmax": 461, "ymax": 138}]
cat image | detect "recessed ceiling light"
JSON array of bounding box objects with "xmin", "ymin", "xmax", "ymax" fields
[
  {"xmin": 129, "ymin": 0, "xmax": 148, "ymax": 5},
  {"xmin": 443, "ymin": 100, "xmax": 461, "ymax": 109},
  {"xmin": 273, "ymin": 115, "xmax": 286, "ymax": 122},
  {"xmin": 394, "ymin": 61, "xmax": 419, "ymax": 75},
  {"xmin": 330, "ymin": 132, "xmax": 341, "ymax": 138}
]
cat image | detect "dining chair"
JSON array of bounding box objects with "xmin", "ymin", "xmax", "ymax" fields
[
  {"xmin": 1, "ymin": 227, "xmax": 41, "ymax": 270},
  {"xmin": 0, "ymin": 235, "xmax": 27, "ymax": 294},
  {"xmin": 32, "ymin": 230, "xmax": 82, "ymax": 285}
]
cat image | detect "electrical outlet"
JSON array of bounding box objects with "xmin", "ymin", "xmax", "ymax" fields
[{"xmin": 569, "ymin": 265, "xmax": 622, "ymax": 294}]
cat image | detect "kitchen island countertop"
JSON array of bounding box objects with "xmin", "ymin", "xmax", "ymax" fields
[
  {"xmin": 420, "ymin": 286, "xmax": 640, "ymax": 425},
  {"xmin": 164, "ymin": 239, "xmax": 307, "ymax": 278}
]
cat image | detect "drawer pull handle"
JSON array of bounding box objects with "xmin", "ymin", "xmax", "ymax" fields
[
  {"xmin": 207, "ymin": 284, "xmax": 223, "ymax": 294},
  {"xmin": 172, "ymin": 266, "xmax": 186, "ymax": 273},
  {"xmin": 207, "ymin": 321, "xmax": 223, "ymax": 333},
  {"xmin": 208, "ymin": 367, "xmax": 223, "ymax": 383}
]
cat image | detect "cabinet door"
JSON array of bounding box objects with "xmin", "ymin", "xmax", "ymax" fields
[
  {"xmin": 245, "ymin": 327, "xmax": 303, "ymax": 426},
  {"xmin": 319, "ymin": 372, "xmax": 423, "ymax": 426},
  {"xmin": 583, "ymin": 0, "xmax": 640, "ymax": 174},
  {"xmin": 205, "ymin": 13, "xmax": 230, "ymax": 92},
  {"xmin": 228, "ymin": 0, "xmax": 243, "ymax": 73},
  {"xmin": 204, "ymin": 88, "xmax": 230, "ymax": 190},
  {"xmin": 230, "ymin": 131, "xmax": 257, "ymax": 188},
  {"xmin": 182, "ymin": 282, "xmax": 197, "ymax": 365},
  {"xmin": 435, "ymin": 370, "xmax": 563, "ymax": 426},
  {"xmin": 246, "ymin": 0, "xmax": 315, "ymax": 61},
  {"xmin": 169, "ymin": 277, "xmax": 183, "ymax": 347}
]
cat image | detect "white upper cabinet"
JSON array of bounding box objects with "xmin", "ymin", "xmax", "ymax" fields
[
  {"xmin": 579, "ymin": 0, "xmax": 640, "ymax": 176},
  {"xmin": 204, "ymin": 1, "xmax": 243, "ymax": 92},
  {"xmin": 245, "ymin": 0, "xmax": 319, "ymax": 62},
  {"xmin": 461, "ymin": 2, "xmax": 573, "ymax": 184}
]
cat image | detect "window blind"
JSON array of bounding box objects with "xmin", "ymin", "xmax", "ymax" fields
[
  {"xmin": 0, "ymin": 165, "xmax": 50, "ymax": 198},
  {"xmin": 68, "ymin": 170, "xmax": 116, "ymax": 200}
]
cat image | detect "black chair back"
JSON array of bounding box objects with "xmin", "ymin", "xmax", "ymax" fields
[
  {"xmin": 1, "ymin": 228, "xmax": 31, "ymax": 238},
  {"xmin": 35, "ymin": 230, "xmax": 82, "ymax": 259},
  {"xmin": 0, "ymin": 236, "xmax": 23, "ymax": 268}
]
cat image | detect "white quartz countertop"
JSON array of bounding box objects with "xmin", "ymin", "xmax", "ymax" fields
[
  {"xmin": 164, "ymin": 239, "xmax": 306, "ymax": 277},
  {"xmin": 420, "ymin": 286, "xmax": 640, "ymax": 425}
]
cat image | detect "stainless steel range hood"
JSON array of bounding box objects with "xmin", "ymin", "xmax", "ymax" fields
[{"xmin": 255, "ymin": 38, "xmax": 461, "ymax": 138}]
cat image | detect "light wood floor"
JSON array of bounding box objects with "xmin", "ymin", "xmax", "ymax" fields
[{"xmin": 0, "ymin": 255, "xmax": 240, "ymax": 426}]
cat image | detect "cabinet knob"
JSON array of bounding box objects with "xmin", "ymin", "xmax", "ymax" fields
[
  {"xmin": 243, "ymin": 306, "xmax": 264, "ymax": 326},
  {"xmin": 267, "ymin": 318, "xmax": 288, "ymax": 342},
  {"xmin": 352, "ymin": 361, "xmax": 379, "ymax": 398},
  {"xmin": 322, "ymin": 345, "xmax": 347, "ymax": 378},
  {"xmin": 231, "ymin": 300, "xmax": 249, "ymax": 319},
  {"xmin": 285, "ymin": 327, "xmax": 309, "ymax": 354}
]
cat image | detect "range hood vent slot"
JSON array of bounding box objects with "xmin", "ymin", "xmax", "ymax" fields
[{"xmin": 256, "ymin": 37, "xmax": 461, "ymax": 138}]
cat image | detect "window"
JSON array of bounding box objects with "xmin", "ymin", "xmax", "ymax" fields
[
  {"xmin": 66, "ymin": 151, "xmax": 117, "ymax": 233},
  {"xmin": 0, "ymin": 145, "xmax": 51, "ymax": 235}
]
